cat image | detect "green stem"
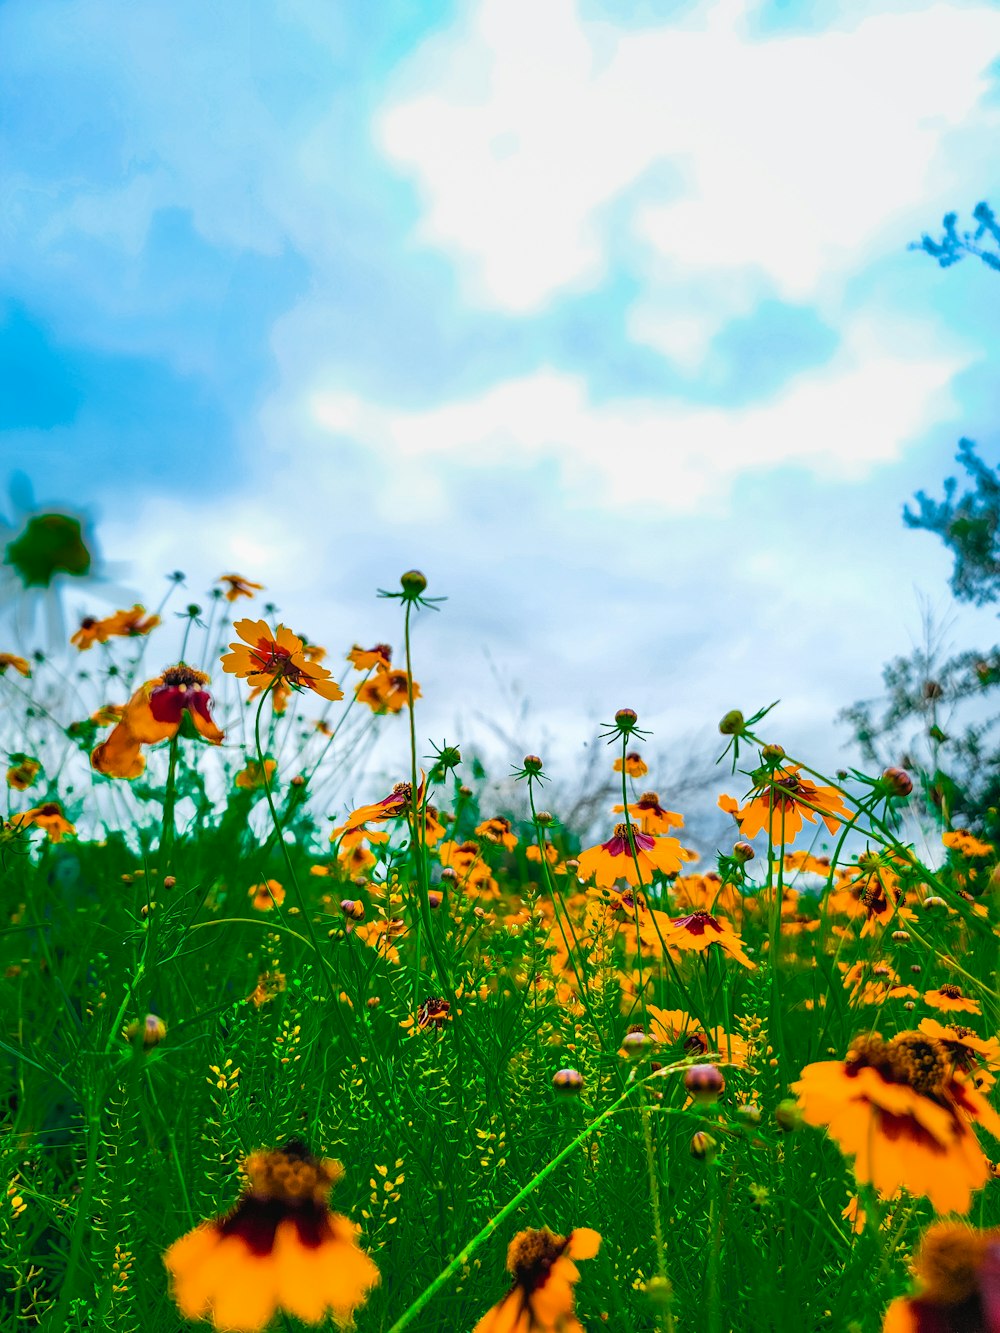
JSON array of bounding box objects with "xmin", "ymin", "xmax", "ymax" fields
[
  {"xmin": 385, "ymin": 1065, "xmax": 687, "ymax": 1333},
  {"xmin": 159, "ymin": 732, "xmax": 180, "ymax": 874}
]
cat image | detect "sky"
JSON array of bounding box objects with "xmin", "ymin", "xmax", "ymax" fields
[{"xmin": 2, "ymin": 0, "xmax": 1000, "ymax": 821}]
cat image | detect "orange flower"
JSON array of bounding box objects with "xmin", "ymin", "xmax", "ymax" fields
[
  {"xmin": 163, "ymin": 1138, "xmax": 379, "ymax": 1331},
  {"xmin": 613, "ymin": 751, "xmax": 647, "ymax": 778},
  {"xmin": 942, "ymin": 829, "xmax": 994, "ymax": 859},
  {"xmin": 736, "ymin": 765, "xmax": 849, "ymax": 843},
  {"xmin": 919, "ymin": 1018, "xmax": 1000, "ymax": 1093},
  {"xmin": 355, "ymin": 668, "xmax": 419, "ymax": 714},
  {"xmin": 400, "ymin": 996, "xmax": 452, "ymax": 1034},
  {"xmin": 793, "ymin": 1032, "xmax": 1000, "ymax": 1214},
  {"xmin": 332, "ymin": 776, "xmax": 426, "ymax": 838},
  {"xmin": 70, "ymin": 616, "xmax": 104, "ymax": 650},
  {"xmin": 6, "ymin": 756, "xmax": 40, "ymax": 791},
  {"xmin": 613, "ymin": 791, "xmax": 684, "ymax": 835},
  {"xmin": 347, "ymin": 644, "xmax": 392, "ymax": 671},
  {"xmin": 924, "ymin": 985, "xmax": 982, "ymax": 1016},
  {"xmin": 235, "ymin": 759, "xmax": 277, "ymax": 791},
  {"xmin": 102, "ymin": 605, "xmax": 161, "ymax": 638},
  {"xmin": 0, "ymin": 653, "xmax": 31, "ymax": 677},
  {"xmin": 218, "ymin": 574, "xmax": 264, "ymax": 602},
  {"xmin": 472, "ymin": 1226, "xmax": 601, "ymax": 1333},
  {"xmin": 14, "ymin": 802, "xmax": 75, "ymax": 842},
  {"xmin": 645, "ymin": 1006, "xmax": 752, "ymax": 1068},
  {"xmin": 91, "ymin": 703, "xmax": 126, "ymax": 726},
  {"xmin": 92, "ymin": 666, "xmax": 224, "ymax": 779},
  {"xmin": 221, "ymin": 620, "xmax": 343, "ymax": 703},
  {"xmin": 249, "ymin": 880, "xmax": 285, "ymax": 911},
  {"xmin": 659, "ymin": 911, "xmax": 756, "ymax": 970},
  {"xmin": 576, "ymin": 824, "xmax": 685, "ymax": 887},
  {"xmin": 476, "ymin": 817, "xmax": 518, "ymax": 851},
  {"xmin": 882, "ymin": 1221, "xmax": 1000, "ymax": 1332}
]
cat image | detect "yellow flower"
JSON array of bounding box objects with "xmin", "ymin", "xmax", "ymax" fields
[
  {"xmin": 221, "ymin": 619, "xmax": 343, "ymax": 703},
  {"xmin": 473, "ymin": 1226, "xmax": 601, "ymax": 1333},
  {"xmin": 613, "ymin": 751, "xmax": 647, "ymax": 778},
  {"xmin": 576, "ymin": 824, "xmax": 685, "ymax": 887},
  {"xmin": 0, "ymin": 653, "xmax": 31, "ymax": 677},
  {"xmin": 163, "ymin": 1139, "xmax": 378, "ymax": 1332},
  {"xmin": 218, "ymin": 574, "xmax": 264, "ymax": 602},
  {"xmin": 882, "ymin": 1221, "xmax": 1000, "ymax": 1331},
  {"xmin": 248, "ymin": 880, "xmax": 285, "ymax": 911},
  {"xmin": 13, "ymin": 802, "xmax": 75, "ymax": 842},
  {"xmin": 793, "ymin": 1032, "xmax": 1000, "ymax": 1214}
]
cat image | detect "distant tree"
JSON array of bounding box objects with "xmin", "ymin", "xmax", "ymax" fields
[
  {"xmin": 841, "ymin": 207, "xmax": 1000, "ymax": 838},
  {"xmin": 912, "ymin": 202, "xmax": 1000, "ymax": 272}
]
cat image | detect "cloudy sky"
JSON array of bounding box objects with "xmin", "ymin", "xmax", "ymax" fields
[{"xmin": 3, "ymin": 0, "xmax": 1000, "ymax": 807}]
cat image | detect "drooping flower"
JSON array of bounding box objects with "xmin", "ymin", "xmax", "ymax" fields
[
  {"xmin": 332, "ymin": 776, "xmax": 426, "ymax": 839},
  {"xmin": 248, "ymin": 880, "xmax": 285, "ymax": 911},
  {"xmin": 659, "ymin": 911, "xmax": 756, "ymax": 969},
  {"xmin": 792, "ymin": 1032, "xmax": 1000, "ymax": 1214},
  {"xmin": 736, "ymin": 765, "xmax": 849, "ymax": 843},
  {"xmin": 576, "ymin": 824, "xmax": 685, "ymax": 887},
  {"xmin": 218, "ymin": 574, "xmax": 264, "ymax": 602},
  {"xmin": 235, "ymin": 759, "xmax": 277, "ymax": 791},
  {"xmin": 613, "ymin": 752, "xmax": 647, "ymax": 778},
  {"xmin": 347, "ymin": 644, "xmax": 392, "ymax": 671},
  {"xmin": 476, "ymin": 817, "xmax": 518, "ymax": 851},
  {"xmin": 163, "ymin": 1138, "xmax": 379, "ymax": 1331},
  {"xmin": 0, "ymin": 653, "xmax": 31, "ymax": 677},
  {"xmin": 472, "ymin": 1226, "xmax": 601, "ymax": 1333},
  {"xmin": 882, "ymin": 1221, "xmax": 1000, "ymax": 1332},
  {"xmin": 221, "ymin": 620, "xmax": 343, "ymax": 703},
  {"xmin": 355, "ymin": 668, "xmax": 419, "ymax": 715},
  {"xmin": 92, "ymin": 665, "xmax": 224, "ymax": 779},
  {"xmin": 13, "ymin": 802, "xmax": 75, "ymax": 842},
  {"xmin": 6, "ymin": 756, "xmax": 40, "ymax": 791},
  {"xmin": 613, "ymin": 792, "xmax": 684, "ymax": 835}
]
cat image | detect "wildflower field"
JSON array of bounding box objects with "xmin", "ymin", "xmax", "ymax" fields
[{"xmin": 4, "ymin": 538, "xmax": 1000, "ymax": 1333}]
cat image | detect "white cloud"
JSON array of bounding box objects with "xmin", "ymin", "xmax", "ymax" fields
[
  {"xmin": 311, "ymin": 333, "xmax": 963, "ymax": 510},
  {"xmin": 379, "ymin": 0, "xmax": 1000, "ymax": 311}
]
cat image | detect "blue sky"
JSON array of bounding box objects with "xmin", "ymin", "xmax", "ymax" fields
[{"xmin": 3, "ymin": 0, "xmax": 1000, "ymax": 804}]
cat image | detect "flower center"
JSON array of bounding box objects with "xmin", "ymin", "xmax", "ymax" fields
[
  {"xmin": 161, "ymin": 664, "xmax": 209, "ymax": 689},
  {"xmin": 508, "ymin": 1228, "xmax": 568, "ymax": 1293},
  {"xmin": 243, "ymin": 1139, "xmax": 343, "ymax": 1206},
  {"xmin": 939, "ymin": 984, "xmax": 964, "ymax": 999},
  {"xmin": 885, "ymin": 1034, "xmax": 950, "ymax": 1096}
]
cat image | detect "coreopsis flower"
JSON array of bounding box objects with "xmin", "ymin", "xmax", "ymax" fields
[
  {"xmin": 919, "ymin": 1018, "xmax": 1000, "ymax": 1094},
  {"xmin": 248, "ymin": 880, "xmax": 285, "ymax": 911},
  {"xmin": 613, "ymin": 751, "xmax": 647, "ymax": 778},
  {"xmin": 6, "ymin": 756, "xmax": 40, "ymax": 791},
  {"xmin": 14, "ymin": 802, "xmax": 75, "ymax": 841},
  {"xmin": 0, "ymin": 653, "xmax": 31, "ymax": 677},
  {"xmin": 218, "ymin": 574, "xmax": 264, "ymax": 602},
  {"xmin": 355, "ymin": 668, "xmax": 419, "ymax": 714},
  {"xmin": 659, "ymin": 911, "xmax": 756, "ymax": 969},
  {"xmin": 102, "ymin": 605, "xmax": 161, "ymax": 638},
  {"xmin": 613, "ymin": 791, "xmax": 683, "ymax": 835},
  {"xmin": 942, "ymin": 829, "xmax": 994, "ymax": 859},
  {"xmin": 347, "ymin": 643, "xmax": 392, "ymax": 671},
  {"xmin": 646, "ymin": 1006, "xmax": 753, "ymax": 1068},
  {"xmin": 472, "ymin": 1226, "xmax": 601, "ymax": 1333},
  {"xmin": 163, "ymin": 1138, "xmax": 379, "ymax": 1331},
  {"xmin": 333, "ymin": 777, "xmax": 426, "ymax": 838},
  {"xmin": 882, "ymin": 1221, "xmax": 1000, "ymax": 1332},
  {"xmin": 925, "ymin": 985, "xmax": 982, "ymax": 1016},
  {"xmin": 235, "ymin": 758, "xmax": 277, "ymax": 790},
  {"xmin": 476, "ymin": 817, "xmax": 518, "ymax": 851},
  {"xmin": 91, "ymin": 665, "xmax": 224, "ymax": 779},
  {"xmin": 793, "ymin": 1032, "xmax": 1000, "ymax": 1214},
  {"xmin": 400, "ymin": 996, "xmax": 452, "ymax": 1034},
  {"xmin": 737, "ymin": 765, "xmax": 849, "ymax": 843},
  {"xmin": 576, "ymin": 824, "xmax": 685, "ymax": 887},
  {"xmin": 221, "ymin": 620, "xmax": 343, "ymax": 703},
  {"xmin": 70, "ymin": 616, "xmax": 104, "ymax": 650}
]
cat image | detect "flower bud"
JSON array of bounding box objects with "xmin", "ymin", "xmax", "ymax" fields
[
  {"xmin": 775, "ymin": 1098, "xmax": 802, "ymax": 1132},
  {"xmin": 881, "ymin": 766, "xmax": 913, "ymax": 798},
  {"xmin": 440, "ymin": 867, "xmax": 458, "ymax": 882},
  {"xmin": 923, "ymin": 896, "xmax": 947, "ymax": 910},
  {"xmin": 736, "ymin": 1101, "xmax": 761, "ymax": 1126},
  {"xmin": 683, "ymin": 1063, "xmax": 726, "ymax": 1104},
  {"xmin": 163, "ymin": 875, "xmax": 176, "ymax": 889},
  {"xmin": 427, "ymin": 890, "xmax": 443, "ymax": 909},
  {"xmin": 733, "ymin": 841, "xmax": 755, "ymax": 863},
  {"xmin": 904, "ymin": 1000, "xmax": 916, "ymax": 1011},
  {"xmin": 620, "ymin": 1028, "xmax": 653, "ymax": 1061},
  {"xmin": 126, "ymin": 1013, "xmax": 166, "ymax": 1049},
  {"xmin": 552, "ymin": 1067, "xmax": 584, "ymax": 1096},
  {"xmin": 891, "ymin": 930, "xmax": 910, "ymax": 943},
  {"xmin": 400, "ymin": 570, "xmax": 427, "ymax": 595},
  {"xmin": 761, "ymin": 744, "xmax": 785, "ymax": 762},
  {"xmin": 523, "ymin": 755, "xmax": 544, "ymax": 774},
  {"xmin": 910, "ymin": 964, "xmax": 921, "ymax": 974},
  {"xmin": 690, "ymin": 1131, "xmax": 719, "ymax": 1162},
  {"xmin": 340, "ymin": 899, "xmax": 365, "ymax": 920},
  {"xmin": 614, "ymin": 708, "xmax": 638, "ymax": 734},
  {"xmin": 535, "ymin": 811, "xmax": 554, "ymax": 826},
  {"xmin": 718, "ymin": 710, "xmax": 745, "ymax": 735}
]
